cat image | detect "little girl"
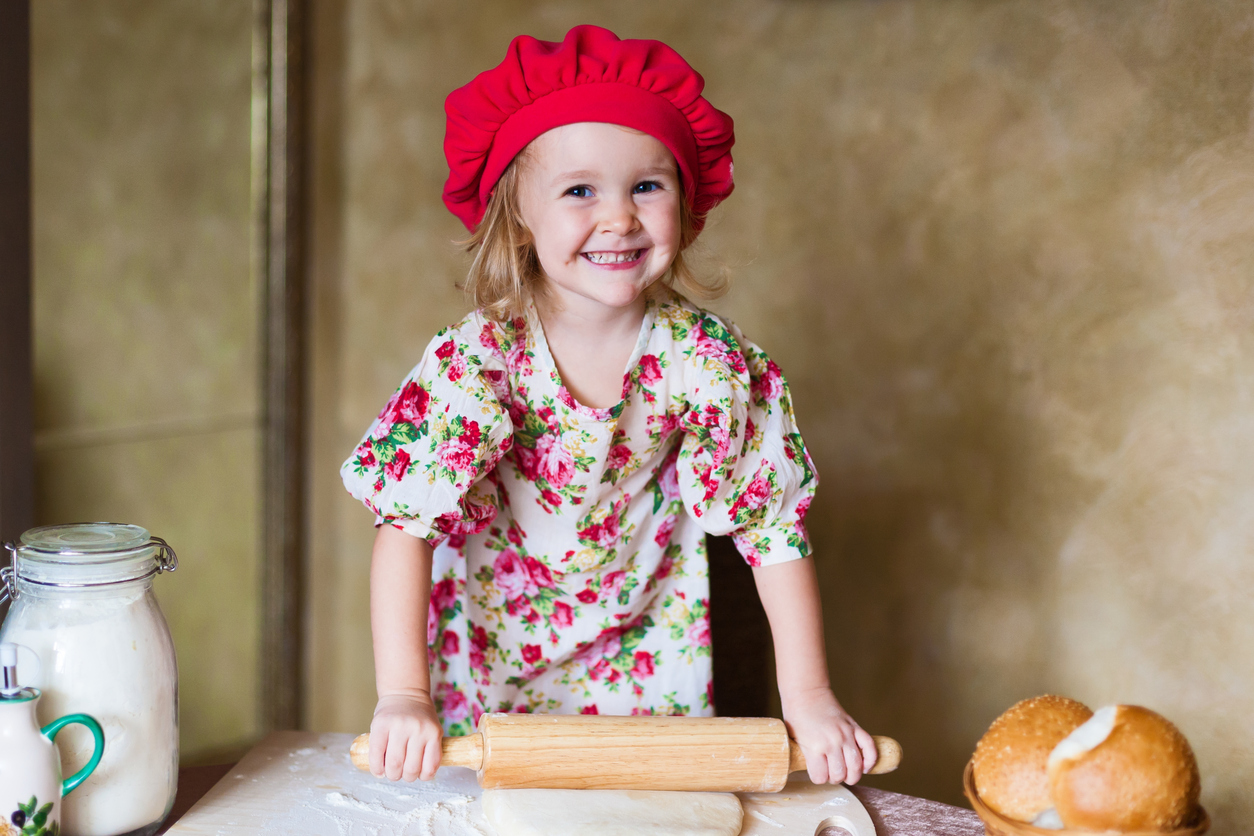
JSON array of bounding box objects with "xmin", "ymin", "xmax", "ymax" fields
[{"xmin": 342, "ymin": 24, "xmax": 877, "ymax": 789}]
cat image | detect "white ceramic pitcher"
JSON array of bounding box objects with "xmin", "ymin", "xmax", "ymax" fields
[{"xmin": 0, "ymin": 643, "xmax": 104, "ymax": 836}]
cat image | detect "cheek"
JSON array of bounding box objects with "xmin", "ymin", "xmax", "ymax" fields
[
  {"xmin": 648, "ymin": 204, "xmax": 682, "ymax": 251},
  {"xmin": 543, "ymin": 221, "xmax": 586, "ymax": 262}
]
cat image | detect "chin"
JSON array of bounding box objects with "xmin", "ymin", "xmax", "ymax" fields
[
  {"xmin": 587, "ymin": 281, "xmax": 652, "ymax": 308},
  {"xmin": 588, "ymin": 294, "xmax": 642, "ymax": 311}
]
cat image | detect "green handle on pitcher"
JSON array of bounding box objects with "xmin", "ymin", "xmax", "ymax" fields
[{"xmin": 41, "ymin": 713, "xmax": 105, "ymax": 795}]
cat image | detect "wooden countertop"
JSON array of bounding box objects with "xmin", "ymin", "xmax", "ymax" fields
[
  {"xmin": 157, "ymin": 764, "xmax": 236, "ymax": 835},
  {"xmin": 158, "ymin": 752, "xmax": 984, "ymax": 836}
]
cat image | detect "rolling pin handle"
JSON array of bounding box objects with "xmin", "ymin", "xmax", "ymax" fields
[
  {"xmin": 349, "ymin": 732, "xmax": 485, "ymax": 773},
  {"xmin": 443, "ymin": 732, "xmax": 486, "ymax": 769},
  {"xmin": 787, "ymin": 735, "xmax": 902, "ymax": 777}
]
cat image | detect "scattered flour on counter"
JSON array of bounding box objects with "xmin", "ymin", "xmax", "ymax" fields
[
  {"xmin": 279, "ymin": 791, "xmax": 482, "ymax": 836},
  {"xmin": 325, "ymin": 791, "xmax": 409, "ymax": 817},
  {"xmin": 370, "ymin": 781, "xmax": 459, "ymax": 802},
  {"xmin": 325, "ymin": 791, "xmax": 474, "ymax": 816},
  {"xmin": 278, "ymin": 784, "xmax": 485, "ymax": 835},
  {"xmin": 749, "ymin": 809, "xmax": 785, "ymax": 827},
  {"xmin": 257, "ymin": 734, "xmax": 491, "ymax": 835},
  {"xmin": 821, "ymin": 795, "xmax": 850, "ymax": 806},
  {"xmin": 289, "ymin": 748, "xmax": 322, "ymax": 771}
]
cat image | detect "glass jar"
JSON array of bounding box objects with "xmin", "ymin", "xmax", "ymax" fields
[{"xmin": 0, "ymin": 523, "xmax": 179, "ymax": 836}]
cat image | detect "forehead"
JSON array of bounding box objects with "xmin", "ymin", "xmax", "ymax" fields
[{"xmin": 524, "ymin": 122, "xmax": 677, "ymax": 176}]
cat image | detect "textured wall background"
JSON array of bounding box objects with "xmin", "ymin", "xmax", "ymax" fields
[
  {"xmin": 25, "ymin": 0, "xmax": 1251, "ymax": 824},
  {"xmin": 30, "ymin": 0, "xmax": 261, "ymax": 762},
  {"xmin": 309, "ymin": 2, "xmax": 1254, "ymax": 827}
]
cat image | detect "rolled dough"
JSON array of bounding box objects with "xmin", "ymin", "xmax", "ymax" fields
[{"xmin": 482, "ymin": 788, "xmax": 744, "ymax": 836}]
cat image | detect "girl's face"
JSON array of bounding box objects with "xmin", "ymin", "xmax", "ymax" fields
[{"xmin": 517, "ymin": 122, "xmax": 682, "ymax": 315}]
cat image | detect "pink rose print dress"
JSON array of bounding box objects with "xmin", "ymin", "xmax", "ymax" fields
[{"xmin": 341, "ymin": 290, "xmax": 817, "ymax": 734}]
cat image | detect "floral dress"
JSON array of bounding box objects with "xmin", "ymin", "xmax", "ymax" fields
[{"xmin": 341, "ymin": 290, "xmax": 817, "ymax": 735}]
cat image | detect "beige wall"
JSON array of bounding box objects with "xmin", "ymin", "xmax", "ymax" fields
[
  {"xmin": 309, "ymin": 1, "xmax": 1254, "ymax": 827},
  {"xmin": 32, "ymin": 0, "xmax": 1249, "ymax": 823},
  {"xmin": 31, "ymin": 1, "xmax": 261, "ymax": 762}
]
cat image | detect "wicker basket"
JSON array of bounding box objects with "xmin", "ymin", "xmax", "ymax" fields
[{"xmin": 963, "ymin": 761, "xmax": 1209, "ymax": 836}]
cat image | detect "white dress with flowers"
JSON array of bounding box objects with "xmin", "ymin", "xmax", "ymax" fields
[{"xmin": 341, "ymin": 291, "xmax": 817, "ymax": 735}]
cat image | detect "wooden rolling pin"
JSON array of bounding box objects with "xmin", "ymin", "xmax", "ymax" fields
[{"xmin": 349, "ymin": 713, "xmax": 901, "ymax": 793}]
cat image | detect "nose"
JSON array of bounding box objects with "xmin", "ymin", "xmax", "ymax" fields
[{"xmin": 596, "ymin": 191, "xmax": 640, "ymax": 237}]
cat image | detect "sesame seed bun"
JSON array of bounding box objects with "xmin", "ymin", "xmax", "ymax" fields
[
  {"xmin": 1047, "ymin": 705, "xmax": 1200, "ymax": 831},
  {"xmin": 972, "ymin": 695, "xmax": 1094, "ymax": 822}
]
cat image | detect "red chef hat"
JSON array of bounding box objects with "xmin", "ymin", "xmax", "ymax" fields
[{"xmin": 443, "ymin": 25, "xmax": 735, "ymax": 233}]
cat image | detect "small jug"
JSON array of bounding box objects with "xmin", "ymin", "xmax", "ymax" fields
[{"xmin": 0, "ymin": 644, "xmax": 104, "ymax": 836}]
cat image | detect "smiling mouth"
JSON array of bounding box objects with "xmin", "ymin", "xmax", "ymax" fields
[{"xmin": 582, "ymin": 249, "xmax": 644, "ymax": 265}]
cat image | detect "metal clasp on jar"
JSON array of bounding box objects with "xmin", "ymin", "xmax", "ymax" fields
[
  {"xmin": 1, "ymin": 540, "xmax": 17, "ymax": 604},
  {"xmin": 151, "ymin": 536, "xmax": 179, "ymax": 574}
]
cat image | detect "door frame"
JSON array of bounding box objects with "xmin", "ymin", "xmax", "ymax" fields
[
  {"xmin": 254, "ymin": 0, "xmax": 309, "ymax": 732},
  {"xmin": 0, "ymin": 1, "xmax": 34, "ymax": 557}
]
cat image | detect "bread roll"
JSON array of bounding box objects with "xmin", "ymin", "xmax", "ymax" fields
[
  {"xmin": 972, "ymin": 695, "xmax": 1093, "ymax": 822},
  {"xmin": 1048, "ymin": 705, "xmax": 1200, "ymax": 831}
]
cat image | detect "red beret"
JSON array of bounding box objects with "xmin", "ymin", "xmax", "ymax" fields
[{"xmin": 443, "ymin": 25, "xmax": 735, "ymax": 233}]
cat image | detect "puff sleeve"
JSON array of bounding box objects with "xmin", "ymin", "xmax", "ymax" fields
[
  {"xmin": 340, "ymin": 321, "xmax": 514, "ymax": 544},
  {"xmin": 676, "ymin": 314, "xmax": 818, "ymax": 567}
]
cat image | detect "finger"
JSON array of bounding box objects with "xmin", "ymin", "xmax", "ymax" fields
[
  {"xmin": 805, "ymin": 748, "xmax": 830, "ymax": 785},
  {"xmin": 825, "ymin": 749, "xmax": 848, "ymax": 785},
  {"xmin": 855, "ymin": 727, "xmax": 878, "ymax": 773},
  {"xmin": 368, "ymin": 727, "xmax": 386, "ymax": 778},
  {"xmin": 402, "ymin": 731, "xmax": 424, "ymax": 782},
  {"xmin": 842, "ymin": 742, "xmax": 864, "ymax": 785},
  {"xmin": 420, "ymin": 733, "xmax": 442, "ymax": 781},
  {"xmin": 384, "ymin": 729, "xmax": 406, "ymax": 781}
]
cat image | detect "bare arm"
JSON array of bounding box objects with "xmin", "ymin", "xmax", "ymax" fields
[
  {"xmin": 752, "ymin": 555, "xmax": 877, "ymax": 784},
  {"xmin": 368, "ymin": 525, "xmax": 443, "ymax": 781}
]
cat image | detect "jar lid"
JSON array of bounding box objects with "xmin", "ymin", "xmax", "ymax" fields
[
  {"xmin": 21, "ymin": 522, "xmax": 152, "ymax": 554},
  {"xmin": 9, "ymin": 523, "xmax": 177, "ymax": 589}
]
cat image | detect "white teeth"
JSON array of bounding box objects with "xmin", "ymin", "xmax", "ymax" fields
[{"xmin": 584, "ymin": 250, "xmax": 641, "ymax": 264}]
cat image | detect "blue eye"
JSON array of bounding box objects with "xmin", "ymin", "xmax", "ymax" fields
[
  {"xmin": 566, "ymin": 185, "xmax": 592, "ymax": 198},
  {"xmin": 634, "ymin": 181, "xmax": 662, "ymax": 194}
]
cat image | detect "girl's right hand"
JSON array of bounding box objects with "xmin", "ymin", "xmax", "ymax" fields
[{"xmin": 368, "ymin": 691, "xmax": 443, "ymax": 781}]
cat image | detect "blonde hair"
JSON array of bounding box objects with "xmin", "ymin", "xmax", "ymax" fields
[{"xmin": 460, "ymin": 155, "xmax": 726, "ymax": 322}]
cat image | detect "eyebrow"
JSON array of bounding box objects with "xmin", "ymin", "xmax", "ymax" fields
[{"xmin": 551, "ymin": 166, "xmax": 677, "ymax": 183}]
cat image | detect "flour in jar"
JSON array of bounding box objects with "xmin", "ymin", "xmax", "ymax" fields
[{"xmin": 3, "ymin": 585, "xmax": 178, "ymax": 836}]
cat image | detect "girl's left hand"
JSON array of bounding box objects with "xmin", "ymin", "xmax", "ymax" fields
[{"xmin": 781, "ymin": 686, "xmax": 878, "ymax": 785}]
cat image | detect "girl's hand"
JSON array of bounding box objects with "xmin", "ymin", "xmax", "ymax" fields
[
  {"xmin": 368, "ymin": 690, "xmax": 443, "ymax": 781},
  {"xmin": 781, "ymin": 686, "xmax": 878, "ymax": 785}
]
